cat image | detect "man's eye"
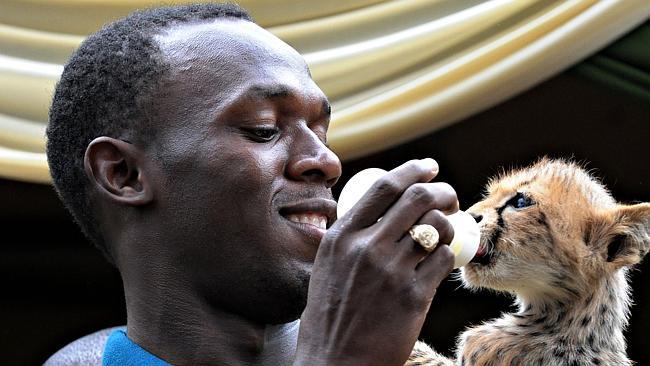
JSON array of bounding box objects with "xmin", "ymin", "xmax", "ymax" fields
[
  {"xmin": 506, "ymin": 192, "xmax": 535, "ymax": 209},
  {"xmin": 246, "ymin": 127, "xmax": 278, "ymax": 142}
]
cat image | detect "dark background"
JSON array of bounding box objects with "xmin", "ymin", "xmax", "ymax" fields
[{"xmin": 2, "ymin": 42, "xmax": 649, "ymax": 366}]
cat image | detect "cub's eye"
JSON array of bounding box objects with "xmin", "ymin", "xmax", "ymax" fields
[
  {"xmin": 245, "ymin": 127, "xmax": 279, "ymax": 142},
  {"xmin": 506, "ymin": 192, "xmax": 535, "ymax": 209}
]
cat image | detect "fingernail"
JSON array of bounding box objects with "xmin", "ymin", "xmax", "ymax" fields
[{"xmin": 422, "ymin": 158, "xmax": 439, "ymax": 174}]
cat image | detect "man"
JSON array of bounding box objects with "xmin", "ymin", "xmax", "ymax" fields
[{"xmin": 45, "ymin": 4, "xmax": 457, "ymax": 365}]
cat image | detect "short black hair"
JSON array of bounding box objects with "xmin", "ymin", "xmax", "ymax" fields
[{"xmin": 47, "ymin": 3, "xmax": 252, "ymax": 261}]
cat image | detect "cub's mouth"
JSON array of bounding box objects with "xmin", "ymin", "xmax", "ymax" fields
[
  {"xmin": 470, "ymin": 228, "xmax": 499, "ymax": 266},
  {"xmin": 471, "ymin": 244, "xmax": 494, "ymax": 265}
]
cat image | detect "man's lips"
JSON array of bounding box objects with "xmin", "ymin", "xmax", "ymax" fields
[{"xmin": 279, "ymin": 198, "xmax": 337, "ymax": 230}]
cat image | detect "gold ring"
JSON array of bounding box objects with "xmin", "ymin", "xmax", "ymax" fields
[{"xmin": 409, "ymin": 224, "xmax": 439, "ymax": 252}]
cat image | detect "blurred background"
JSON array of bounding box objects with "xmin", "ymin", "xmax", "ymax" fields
[{"xmin": 0, "ymin": 1, "xmax": 648, "ymax": 364}]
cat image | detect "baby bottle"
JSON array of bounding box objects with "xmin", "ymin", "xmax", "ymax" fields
[{"xmin": 337, "ymin": 168, "xmax": 480, "ymax": 268}]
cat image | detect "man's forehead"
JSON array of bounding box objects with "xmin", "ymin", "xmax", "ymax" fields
[
  {"xmin": 154, "ymin": 18, "xmax": 307, "ymax": 73},
  {"xmin": 146, "ymin": 18, "xmax": 327, "ymax": 132}
]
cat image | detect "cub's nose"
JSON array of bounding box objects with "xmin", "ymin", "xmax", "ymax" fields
[{"xmin": 470, "ymin": 213, "xmax": 483, "ymax": 223}]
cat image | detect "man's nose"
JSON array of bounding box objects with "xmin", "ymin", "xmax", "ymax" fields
[{"xmin": 286, "ymin": 131, "xmax": 341, "ymax": 188}]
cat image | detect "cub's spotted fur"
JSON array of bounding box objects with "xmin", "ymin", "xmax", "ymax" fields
[{"xmin": 407, "ymin": 159, "xmax": 650, "ymax": 366}]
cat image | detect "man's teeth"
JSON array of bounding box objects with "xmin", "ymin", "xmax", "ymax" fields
[{"xmin": 286, "ymin": 213, "xmax": 327, "ymax": 230}]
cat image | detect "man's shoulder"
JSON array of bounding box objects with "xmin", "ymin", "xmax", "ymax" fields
[{"xmin": 44, "ymin": 326, "xmax": 126, "ymax": 366}]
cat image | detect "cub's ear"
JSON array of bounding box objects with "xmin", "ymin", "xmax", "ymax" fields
[{"xmin": 588, "ymin": 203, "xmax": 650, "ymax": 268}]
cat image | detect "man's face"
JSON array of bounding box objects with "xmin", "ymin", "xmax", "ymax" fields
[{"xmin": 145, "ymin": 19, "xmax": 341, "ymax": 324}]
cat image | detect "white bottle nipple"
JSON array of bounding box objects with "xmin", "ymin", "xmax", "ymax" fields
[
  {"xmin": 337, "ymin": 168, "xmax": 480, "ymax": 268},
  {"xmin": 444, "ymin": 211, "xmax": 480, "ymax": 268}
]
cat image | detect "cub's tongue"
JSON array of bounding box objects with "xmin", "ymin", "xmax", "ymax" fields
[{"xmin": 474, "ymin": 245, "xmax": 487, "ymax": 258}]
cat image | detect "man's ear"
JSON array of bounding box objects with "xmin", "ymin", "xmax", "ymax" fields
[
  {"xmin": 588, "ymin": 203, "xmax": 650, "ymax": 268},
  {"xmin": 84, "ymin": 137, "xmax": 154, "ymax": 206}
]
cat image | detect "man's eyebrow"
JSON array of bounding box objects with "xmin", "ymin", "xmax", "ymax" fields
[{"xmin": 241, "ymin": 84, "xmax": 331, "ymax": 118}]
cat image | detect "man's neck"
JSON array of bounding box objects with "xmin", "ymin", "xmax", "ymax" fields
[{"xmin": 122, "ymin": 277, "xmax": 299, "ymax": 365}]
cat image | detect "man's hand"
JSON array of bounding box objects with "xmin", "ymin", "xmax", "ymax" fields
[{"xmin": 295, "ymin": 159, "xmax": 457, "ymax": 366}]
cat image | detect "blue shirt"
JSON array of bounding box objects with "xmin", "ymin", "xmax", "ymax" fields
[{"xmin": 103, "ymin": 329, "xmax": 170, "ymax": 366}]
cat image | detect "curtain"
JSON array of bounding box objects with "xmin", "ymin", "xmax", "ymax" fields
[
  {"xmin": 572, "ymin": 22, "xmax": 650, "ymax": 103},
  {"xmin": 0, "ymin": 0, "xmax": 648, "ymax": 184}
]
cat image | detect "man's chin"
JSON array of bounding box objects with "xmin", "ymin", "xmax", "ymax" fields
[
  {"xmin": 212, "ymin": 267, "xmax": 311, "ymax": 325},
  {"xmin": 236, "ymin": 288, "xmax": 308, "ymax": 325},
  {"xmin": 261, "ymin": 295, "xmax": 307, "ymax": 325}
]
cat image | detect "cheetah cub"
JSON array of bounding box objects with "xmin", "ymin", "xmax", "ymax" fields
[{"xmin": 407, "ymin": 158, "xmax": 650, "ymax": 366}]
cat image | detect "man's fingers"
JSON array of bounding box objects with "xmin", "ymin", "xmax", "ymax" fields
[
  {"xmin": 393, "ymin": 209, "xmax": 454, "ymax": 265},
  {"xmin": 339, "ymin": 159, "xmax": 439, "ymax": 229},
  {"xmin": 415, "ymin": 244, "xmax": 455, "ymax": 289},
  {"xmin": 377, "ymin": 183, "xmax": 458, "ymax": 241}
]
